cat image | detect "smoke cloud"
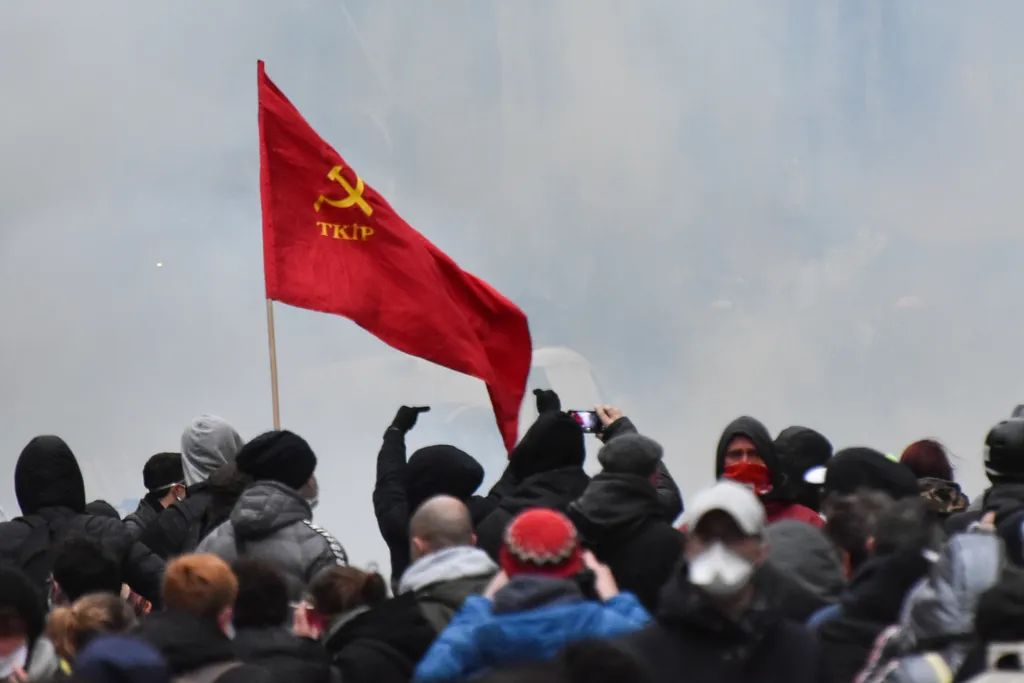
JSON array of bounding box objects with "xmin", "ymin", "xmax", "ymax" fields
[{"xmin": 3, "ymin": 1, "xmax": 1023, "ymax": 565}]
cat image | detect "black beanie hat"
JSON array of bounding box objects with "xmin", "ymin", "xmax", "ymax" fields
[
  {"xmin": 597, "ymin": 434, "xmax": 663, "ymax": 476},
  {"xmin": 143, "ymin": 452, "xmax": 184, "ymax": 492},
  {"xmin": 406, "ymin": 445, "xmax": 484, "ymax": 512},
  {"xmin": 235, "ymin": 430, "xmax": 317, "ymax": 490}
]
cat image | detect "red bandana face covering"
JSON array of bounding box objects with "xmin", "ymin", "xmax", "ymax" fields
[{"xmin": 724, "ymin": 461, "xmax": 773, "ymax": 496}]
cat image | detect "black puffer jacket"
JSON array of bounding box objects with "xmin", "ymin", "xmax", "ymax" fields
[
  {"xmin": 140, "ymin": 462, "xmax": 250, "ymax": 559},
  {"xmin": 234, "ymin": 626, "xmax": 336, "ymax": 683},
  {"xmin": 123, "ymin": 495, "xmax": 163, "ymax": 541},
  {"xmin": 619, "ymin": 563, "xmax": 819, "ymax": 683},
  {"xmin": 0, "ymin": 436, "xmax": 165, "ymax": 606},
  {"xmin": 569, "ymin": 473, "xmax": 684, "ymax": 612}
]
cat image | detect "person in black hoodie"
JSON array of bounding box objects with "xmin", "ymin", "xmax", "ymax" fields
[
  {"xmin": 474, "ymin": 394, "xmax": 591, "ymax": 561},
  {"xmin": 231, "ymin": 557, "xmax": 335, "ymax": 683},
  {"xmin": 0, "ymin": 436, "xmax": 165, "ymax": 607},
  {"xmin": 715, "ymin": 417, "xmax": 822, "ymax": 528},
  {"xmin": 813, "ymin": 496, "xmax": 938, "ymax": 683},
  {"xmin": 136, "ymin": 553, "xmax": 269, "ymax": 683},
  {"xmin": 568, "ymin": 431, "xmax": 684, "ymax": 612},
  {"xmin": 373, "ymin": 404, "xmax": 514, "ymax": 584},
  {"xmin": 124, "ymin": 452, "xmax": 185, "ymax": 541}
]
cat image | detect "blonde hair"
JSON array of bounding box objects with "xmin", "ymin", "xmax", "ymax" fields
[
  {"xmin": 47, "ymin": 593, "xmax": 137, "ymax": 660},
  {"xmin": 163, "ymin": 553, "xmax": 238, "ymax": 618}
]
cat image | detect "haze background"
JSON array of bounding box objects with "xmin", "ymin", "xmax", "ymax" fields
[{"xmin": 3, "ymin": 1, "xmax": 1023, "ymax": 569}]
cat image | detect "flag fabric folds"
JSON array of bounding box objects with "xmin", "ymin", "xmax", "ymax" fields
[{"xmin": 257, "ymin": 61, "xmax": 532, "ymax": 452}]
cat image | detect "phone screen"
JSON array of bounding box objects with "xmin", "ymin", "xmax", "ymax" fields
[{"xmin": 569, "ymin": 410, "xmax": 603, "ymax": 433}]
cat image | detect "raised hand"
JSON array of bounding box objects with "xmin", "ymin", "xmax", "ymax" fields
[{"xmin": 390, "ymin": 406, "xmax": 431, "ymax": 434}]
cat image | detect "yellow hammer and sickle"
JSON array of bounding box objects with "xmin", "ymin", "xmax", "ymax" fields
[{"xmin": 314, "ymin": 165, "xmax": 373, "ymax": 217}]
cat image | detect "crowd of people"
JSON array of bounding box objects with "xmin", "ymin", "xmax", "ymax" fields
[{"xmin": 1, "ymin": 389, "xmax": 1024, "ymax": 683}]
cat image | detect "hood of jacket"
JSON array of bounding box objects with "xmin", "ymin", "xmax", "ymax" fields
[
  {"xmin": 406, "ymin": 446, "xmax": 484, "ymax": 513},
  {"xmin": 766, "ymin": 519, "xmax": 845, "ymax": 602},
  {"xmin": 498, "ymin": 467, "xmax": 592, "ymax": 517},
  {"xmin": 135, "ymin": 610, "xmax": 235, "ymax": 676},
  {"xmin": 715, "ymin": 416, "xmax": 786, "ymax": 499},
  {"xmin": 15, "ymin": 436, "xmax": 86, "ymax": 515},
  {"xmin": 229, "ymin": 481, "xmax": 311, "ymax": 539},
  {"xmin": 919, "ymin": 477, "xmax": 970, "ymax": 517},
  {"xmin": 181, "ymin": 415, "xmax": 244, "ymax": 487},
  {"xmin": 491, "ymin": 576, "xmax": 586, "ymax": 615},
  {"xmin": 568, "ymin": 473, "xmax": 662, "ymax": 543},
  {"xmin": 398, "ymin": 545, "xmax": 497, "ymax": 594},
  {"xmin": 898, "ymin": 532, "xmax": 1003, "ymax": 646},
  {"xmin": 509, "ymin": 412, "xmax": 586, "ymax": 481},
  {"xmin": 774, "ymin": 426, "xmax": 832, "ymax": 510}
]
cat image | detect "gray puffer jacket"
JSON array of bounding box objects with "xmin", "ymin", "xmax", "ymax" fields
[
  {"xmin": 197, "ymin": 481, "xmax": 347, "ymax": 600},
  {"xmin": 857, "ymin": 532, "xmax": 1004, "ymax": 683}
]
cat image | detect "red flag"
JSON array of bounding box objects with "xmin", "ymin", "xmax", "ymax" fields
[{"xmin": 257, "ymin": 61, "xmax": 531, "ymax": 452}]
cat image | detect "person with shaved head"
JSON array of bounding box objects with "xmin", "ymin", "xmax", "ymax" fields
[{"xmin": 400, "ymin": 495, "xmax": 498, "ymax": 633}]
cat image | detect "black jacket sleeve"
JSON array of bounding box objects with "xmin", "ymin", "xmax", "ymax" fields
[
  {"xmin": 89, "ymin": 516, "xmax": 166, "ymax": 608},
  {"xmin": 139, "ymin": 503, "xmax": 191, "ymax": 559},
  {"xmin": 604, "ymin": 416, "xmax": 684, "ymax": 520},
  {"xmin": 121, "ymin": 539, "xmax": 166, "ymax": 608},
  {"xmin": 372, "ymin": 428, "xmax": 411, "ymax": 581}
]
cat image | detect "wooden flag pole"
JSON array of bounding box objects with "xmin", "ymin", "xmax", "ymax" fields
[{"xmin": 266, "ymin": 299, "xmax": 281, "ymax": 430}]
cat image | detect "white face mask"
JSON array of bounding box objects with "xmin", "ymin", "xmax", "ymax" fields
[
  {"xmin": 688, "ymin": 542, "xmax": 755, "ymax": 598},
  {"xmin": 306, "ymin": 494, "xmax": 319, "ymax": 511}
]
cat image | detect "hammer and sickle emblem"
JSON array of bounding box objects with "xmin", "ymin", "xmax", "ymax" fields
[{"xmin": 314, "ymin": 165, "xmax": 373, "ymax": 217}]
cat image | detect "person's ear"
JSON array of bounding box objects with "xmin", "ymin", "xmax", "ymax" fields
[
  {"xmin": 412, "ymin": 537, "xmax": 428, "ymax": 559},
  {"xmin": 217, "ymin": 606, "xmax": 234, "ymax": 636},
  {"xmin": 866, "ymin": 536, "xmax": 875, "ymax": 555},
  {"xmin": 470, "ymin": 534, "xmax": 477, "ymax": 546}
]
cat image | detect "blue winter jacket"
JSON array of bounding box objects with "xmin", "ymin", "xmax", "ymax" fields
[{"xmin": 413, "ymin": 576, "xmax": 651, "ymax": 683}]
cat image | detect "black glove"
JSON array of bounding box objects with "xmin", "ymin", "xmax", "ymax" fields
[
  {"xmin": 390, "ymin": 406, "xmax": 430, "ymax": 434},
  {"xmin": 533, "ymin": 389, "xmax": 561, "ymax": 415}
]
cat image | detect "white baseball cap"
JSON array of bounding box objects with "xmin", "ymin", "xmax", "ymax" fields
[{"xmin": 682, "ymin": 479, "xmax": 767, "ymax": 536}]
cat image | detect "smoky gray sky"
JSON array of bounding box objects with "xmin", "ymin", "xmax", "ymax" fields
[{"xmin": 3, "ymin": 1, "xmax": 1024, "ymax": 569}]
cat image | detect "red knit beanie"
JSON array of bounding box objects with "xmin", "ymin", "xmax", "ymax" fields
[{"xmin": 499, "ymin": 508, "xmax": 583, "ymax": 579}]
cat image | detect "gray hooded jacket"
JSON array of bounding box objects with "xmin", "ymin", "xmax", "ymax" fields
[
  {"xmin": 181, "ymin": 415, "xmax": 244, "ymax": 487},
  {"xmin": 197, "ymin": 481, "xmax": 347, "ymax": 600},
  {"xmin": 858, "ymin": 532, "xmax": 1004, "ymax": 683}
]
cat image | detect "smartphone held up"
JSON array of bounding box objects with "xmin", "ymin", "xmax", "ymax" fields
[{"xmin": 568, "ymin": 410, "xmax": 603, "ymax": 434}]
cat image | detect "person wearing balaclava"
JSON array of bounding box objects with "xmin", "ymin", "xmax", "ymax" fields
[
  {"xmin": 473, "ymin": 390, "xmax": 592, "ymax": 561},
  {"xmin": 198, "ymin": 429, "xmax": 348, "ymax": 601},
  {"xmin": 714, "ymin": 416, "xmax": 823, "ymax": 527},
  {"xmin": 618, "ymin": 480, "xmax": 819, "ymax": 683},
  {"xmin": 139, "ymin": 415, "xmax": 246, "ymax": 559},
  {"xmin": 374, "ymin": 403, "xmax": 505, "ymax": 584},
  {"xmin": 0, "ymin": 436, "xmax": 165, "ymax": 606}
]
